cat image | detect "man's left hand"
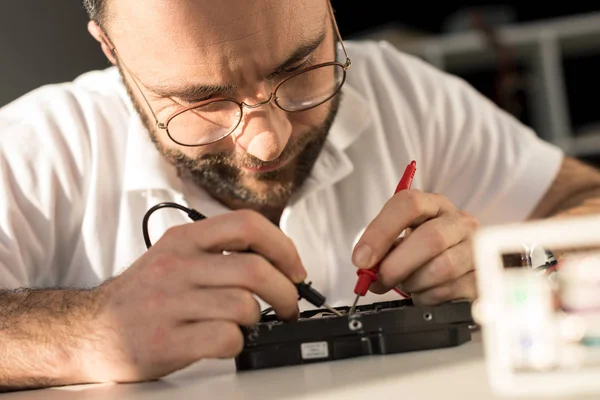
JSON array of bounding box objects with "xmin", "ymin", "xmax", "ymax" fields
[{"xmin": 352, "ymin": 189, "xmax": 480, "ymax": 305}]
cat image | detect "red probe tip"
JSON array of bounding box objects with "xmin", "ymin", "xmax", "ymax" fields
[{"xmin": 353, "ymin": 268, "xmax": 378, "ymax": 296}]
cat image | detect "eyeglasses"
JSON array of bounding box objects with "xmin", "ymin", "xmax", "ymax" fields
[{"xmin": 107, "ymin": 0, "xmax": 351, "ymax": 147}]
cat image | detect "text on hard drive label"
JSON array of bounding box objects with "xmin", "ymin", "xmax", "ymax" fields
[{"xmin": 301, "ymin": 342, "xmax": 329, "ymax": 359}]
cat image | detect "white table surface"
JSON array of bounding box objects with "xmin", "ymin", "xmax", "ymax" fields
[{"xmin": 3, "ymin": 330, "xmax": 596, "ymax": 400}]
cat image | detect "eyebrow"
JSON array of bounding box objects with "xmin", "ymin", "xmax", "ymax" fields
[{"xmin": 146, "ymin": 30, "xmax": 327, "ymax": 100}]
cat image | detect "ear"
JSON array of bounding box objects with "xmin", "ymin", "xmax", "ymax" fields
[{"xmin": 88, "ymin": 21, "xmax": 117, "ymax": 65}]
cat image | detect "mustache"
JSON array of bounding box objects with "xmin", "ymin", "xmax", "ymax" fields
[{"xmin": 194, "ymin": 132, "xmax": 317, "ymax": 170}]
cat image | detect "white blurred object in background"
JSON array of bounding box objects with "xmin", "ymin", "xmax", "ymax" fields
[{"xmin": 472, "ymin": 214, "xmax": 600, "ymax": 397}]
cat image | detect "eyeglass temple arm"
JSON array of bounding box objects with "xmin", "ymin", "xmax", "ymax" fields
[
  {"xmin": 98, "ymin": 2, "xmax": 348, "ymax": 128},
  {"xmin": 100, "ymin": 32, "xmax": 165, "ymax": 129},
  {"xmin": 326, "ymin": 0, "xmax": 351, "ymax": 69}
]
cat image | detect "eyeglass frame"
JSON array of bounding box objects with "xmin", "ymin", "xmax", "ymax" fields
[{"xmin": 102, "ymin": 0, "xmax": 352, "ymax": 147}]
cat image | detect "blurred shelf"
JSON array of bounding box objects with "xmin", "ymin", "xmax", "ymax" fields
[
  {"xmin": 397, "ymin": 11, "xmax": 600, "ymax": 72},
  {"xmin": 355, "ymin": 12, "xmax": 600, "ymax": 158}
]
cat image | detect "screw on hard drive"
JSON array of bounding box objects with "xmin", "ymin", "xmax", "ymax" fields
[
  {"xmin": 348, "ymin": 318, "xmax": 363, "ymax": 331},
  {"xmin": 423, "ymin": 312, "xmax": 433, "ymax": 321}
]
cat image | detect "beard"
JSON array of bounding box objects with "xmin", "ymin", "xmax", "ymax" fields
[{"xmin": 121, "ymin": 68, "xmax": 341, "ymax": 209}]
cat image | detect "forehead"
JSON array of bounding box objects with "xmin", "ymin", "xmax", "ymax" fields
[{"xmin": 108, "ymin": 0, "xmax": 329, "ymax": 82}]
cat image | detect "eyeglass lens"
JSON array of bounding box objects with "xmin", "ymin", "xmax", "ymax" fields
[{"xmin": 167, "ymin": 64, "xmax": 345, "ymax": 146}]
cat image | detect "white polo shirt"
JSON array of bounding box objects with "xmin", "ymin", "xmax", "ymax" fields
[{"xmin": 0, "ymin": 40, "xmax": 563, "ymax": 309}]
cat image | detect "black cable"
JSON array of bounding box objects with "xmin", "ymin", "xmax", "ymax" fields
[
  {"xmin": 259, "ymin": 283, "xmax": 325, "ymax": 316},
  {"xmin": 533, "ymin": 259, "xmax": 558, "ymax": 273},
  {"xmin": 141, "ymin": 201, "xmax": 338, "ymax": 314},
  {"xmin": 142, "ymin": 202, "xmax": 205, "ymax": 248},
  {"xmin": 260, "ymin": 307, "xmax": 274, "ymax": 316}
]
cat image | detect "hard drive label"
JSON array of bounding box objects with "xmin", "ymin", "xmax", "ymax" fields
[{"xmin": 301, "ymin": 341, "xmax": 329, "ymax": 359}]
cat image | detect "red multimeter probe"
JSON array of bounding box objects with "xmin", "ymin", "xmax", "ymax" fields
[{"xmin": 349, "ymin": 160, "xmax": 416, "ymax": 314}]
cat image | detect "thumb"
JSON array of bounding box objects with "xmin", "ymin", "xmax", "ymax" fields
[{"xmin": 355, "ymin": 236, "xmax": 406, "ymax": 296}]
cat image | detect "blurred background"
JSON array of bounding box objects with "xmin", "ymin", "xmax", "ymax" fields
[{"xmin": 1, "ymin": 2, "xmax": 599, "ymax": 164}]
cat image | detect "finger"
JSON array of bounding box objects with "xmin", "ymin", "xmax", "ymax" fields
[
  {"xmin": 178, "ymin": 288, "xmax": 261, "ymax": 327},
  {"xmin": 397, "ymin": 241, "xmax": 474, "ymax": 293},
  {"xmin": 179, "ymin": 209, "xmax": 306, "ymax": 283},
  {"xmin": 411, "ymin": 271, "xmax": 478, "ymax": 306},
  {"xmin": 186, "ymin": 252, "xmax": 299, "ymax": 321},
  {"xmin": 364, "ymin": 236, "xmax": 406, "ymax": 294},
  {"xmin": 352, "ymin": 190, "xmax": 455, "ymax": 269},
  {"xmin": 375, "ymin": 212, "xmax": 476, "ymax": 288},
  {"xmin": 176, "ymin": 320, "xmax": 244, "ymax": 360}
]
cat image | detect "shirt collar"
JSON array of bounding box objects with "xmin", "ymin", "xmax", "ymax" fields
[
  {"xmin": 122, "ymin": 81, "xmax": 373, "ymax": 200},
  {"xmin": 122, "ymin": 113, "xmax": 184, "ymax": 194},
  {"xmin": 285, "ymin": 85, "xmax": 372, "ymax": 205},
  {"xmin": 327, "ymin": 83, "xmax": 373, "ymax": 151}
]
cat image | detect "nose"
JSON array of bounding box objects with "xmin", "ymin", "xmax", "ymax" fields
[{"xmin": 235, "ymin": 95, "xmax": 293, "ymax": 162}]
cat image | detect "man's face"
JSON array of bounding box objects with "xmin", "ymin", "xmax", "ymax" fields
[{"xmin": 106, "ymin": 0, "xmax": 341, "ymax": 209}]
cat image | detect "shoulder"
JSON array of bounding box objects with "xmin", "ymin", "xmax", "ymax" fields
[
  {"xmin": 340, "ymin": 39, "xmax": 528, "ymax": 148},
  {"xmin": 343, "ymin": 39, "xmax": 438, "ymax": 75},
  {"xmin": 0, "ymin": 66, "xmax": 130, "ymax": 135},
  {"xmin": 342, "ymin": 39, "xmax": 477, "ymax": 113},
  {"xmin": 0, "ymin": 67, "xmax": 131, "ymax": 196},
  {"xmin": 0, "ymin": 67, "xmax": 131, "ymax": 172}
]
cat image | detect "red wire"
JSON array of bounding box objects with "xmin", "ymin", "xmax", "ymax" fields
[
  {"xmin": 545, "ymin": 265, "xmax": 557, "ymax": 275},
  {"xmin": 393, "ymin": 287, "xmax": 411, "ymax": 298}
]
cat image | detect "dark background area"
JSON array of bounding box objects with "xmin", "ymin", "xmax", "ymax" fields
[
  {"xmin": 331, "ymin": 3, "xmax": 600, "ymax": 36},
  {"xmin": 330, "ymin": 2, "xmax": 600, "ymax": 146}
]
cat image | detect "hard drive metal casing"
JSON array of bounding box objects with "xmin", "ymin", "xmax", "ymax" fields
[{"xmin": 235, "ymin": 299, "xmax": 474, "ymax": 370}]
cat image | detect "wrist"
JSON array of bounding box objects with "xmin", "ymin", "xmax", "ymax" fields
[
  {"xmin": 50, "ymin": 286, "xmax": 108, "ymax": 386},
  {"xmin": 71, "ymin": 283, "xmax": 121, "ymax": 384}
]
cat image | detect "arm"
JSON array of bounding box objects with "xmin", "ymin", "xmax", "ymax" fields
[
  {"xmin": 0, "ymin": 117, "xmax": 95, "ymax": 390},
  {"xmin": 351, "ymin": 45, "xmax": 564, "ymax": 305},
  {"xmin": 526, "ymin": 156, "xmax": 600, "ymax": 261},
  {"xmin": 0, "ymin": 288, "xmax": 100, "ymax": 391},
  {"xmin": 528, "ymin": 156, "xmax": 600, "ymax": 219},
  {"xmin": 0, "ymin": 210, "xmax": 304, "ymax": 392}
]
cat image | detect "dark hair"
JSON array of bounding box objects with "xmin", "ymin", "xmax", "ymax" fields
[{"xmin": 83, "ymin": 0, "xmax": 107, "ymax": 26}]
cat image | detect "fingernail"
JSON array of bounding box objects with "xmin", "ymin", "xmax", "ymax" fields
[
  {"xmin": 293, "ymin": 271, "xmax": 307, "ymax": 283},
  {"xmin": 353, "ymin": 244, "xmax": 373, "ymax": 268},
  {"xmin": 292, "ymin": 259, "xmax": 308, "ymax": 283}
]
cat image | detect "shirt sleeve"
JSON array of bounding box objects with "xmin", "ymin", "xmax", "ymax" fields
[
  {"xmin": 0, "ymin": 88, "xmax": 87, "ymax": 289},
  {"xmin": 378, "ymin": 42, "xmax": 564, "ymax": 225}
]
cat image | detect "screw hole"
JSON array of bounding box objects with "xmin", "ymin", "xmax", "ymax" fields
[
  {"xmin": 423, "ymin": 312, "xmax": 433, "ymax": 321},
  {"xmin": 349, "ymin": 319, "xmax": 363, "ymax": 331}
]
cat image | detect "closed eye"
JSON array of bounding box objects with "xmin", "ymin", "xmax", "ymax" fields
[
  {"xmin": 180, "ymin": 57, "xmax": 317, "ymax": 105},
  {"xmin": 179, "ymin": 95, "xmax": 215, "ymax": 105},
  {"xmin": 269, "ymin": 55, "xmax": 316, "ymax": 80},
  {"xmin": 284, "ymin": 57, "xmax": 315, "ymax": 73}
]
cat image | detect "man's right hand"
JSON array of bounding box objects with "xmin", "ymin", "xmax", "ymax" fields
[{"xmin": 80, "ymin": 209, "xmax": 305, "ymax": 383}]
